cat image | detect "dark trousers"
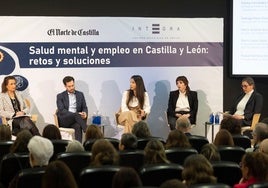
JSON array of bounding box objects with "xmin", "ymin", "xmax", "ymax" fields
[{"xmin": 58, "ymin": 112, "xmax": 87, "ymax": 142}]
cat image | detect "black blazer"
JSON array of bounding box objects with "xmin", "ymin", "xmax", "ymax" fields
[
  {"xmin": 230, "ymin": 91, "xmax": 263, "ymax": 126},
  {"xmin": 167, "ymin": 90, "xmax": 198, "ymax": 124},
  {"xmin": 56, "ymin": 90, "xmax": 88, "ymax": 118}
]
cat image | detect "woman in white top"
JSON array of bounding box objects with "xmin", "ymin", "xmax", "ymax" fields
[{"xmin": 118, "ymin": 75, "xmax": 151, "ymax": 133}]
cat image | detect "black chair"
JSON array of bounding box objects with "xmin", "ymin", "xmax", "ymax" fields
[
  {"xmin": 187, "ymin": 135, "xmax": 209, "ymax": 153},
  {"xmin": 248, "ymin": 182, "xmax": 268, "ymax": 188},
  {"xmin": 119, "ymin": 150, "xmax": 144, "ymax": 171},
  {"xmin": 218, "ymin": 146, "xmax": 245, "ymax": 164},
  {"xmin": 79, "ymin": 165, "xmax": 120, "ymax": 188},
  {"xmin": 0, "ymin": 152, "xmax": 30, "ymax": 187},
  {"xmin": 139, "ymin": 163, "xmax": 183, "ymax": 187},
  {"xmin": 211, "ymin": 161, "xmax": 242, "ymax": 186},
  {"xmin": 189, "ymin": 183, "xmax": 231, "ymax": 188},
  {"xmin": 137, "ymin": 137, "xmax": 166, "ymax": 150},
  {"xmin": 0, "ymin": 140, "xmax": 14, "ymax": 160},
  {"xmin": 232, "ymin": 135, "xmax": 251, "ymax": 149},
  {"xmin": 104, "ymin": 137, "xmax": 120, "ymax": 150},
  {"xmin": 57, "ymin": 152, "xmax": 91, "ymax": 183},
  {"xmin": 165, "ymin": 147, "xmax": 198, "ymax": 165},
  {"xmin": 83, "ymin": 139, "xmax": 97, "ymax": 151},
  {"xmin": 16, "ymin": 167, "xmax": 46, "ymax": 188},
  {"xmin": 50, "ymin": 139, "xmax": 70, "ymax": 161}
]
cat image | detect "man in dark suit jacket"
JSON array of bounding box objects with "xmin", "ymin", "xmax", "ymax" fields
[
  {"xmin": 56, "ymin": 76, "xmax": 88, "ymax": 142},
  {"xmin": 167, "ymin": 76, "xmax": 198, "ymax": 130}
]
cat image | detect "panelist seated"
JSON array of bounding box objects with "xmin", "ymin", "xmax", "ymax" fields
[
  {"xmin": 56, "ymin": 76, "xmax": 88, "ymax": 143},
  {"xmin": 228, "ymin": 77, "xmax": 263, "ymax": 127},
  {"xmin": 117, "ymin": 75, "xmax": 151, "ymax": 133},
  {"xmin": 167, "ymin": 76, "xmax": 198, "ymax": 130},
  {"xmin": 0, "ymin": 76, "xmax": 40, "ymax": 136}
]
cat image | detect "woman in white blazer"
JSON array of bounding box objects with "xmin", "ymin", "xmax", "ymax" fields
[{"xmin": 0, "ymin": 76, "xmax": 40, "ymax": 136}]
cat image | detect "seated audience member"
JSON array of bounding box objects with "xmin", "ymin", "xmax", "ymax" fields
[
  {"xmin": 119, "ymin": 133, "xmax": 138, "ymax": 151},
  {"xmin": 182, "ymin": 154, "xmax": 217, "ymax": 186},
  {"xmin": 65, "ymin": 140, "xmax": 85, "ymax": 152},
  {"xmin": 27, "ymin": 136, "xmax": 54, "ymax": 167},
  {"xmin": 83, "ymin": 124, "xmax": 103, "ymax": 144},
  {"xmin": 234, "ymin": 152, "xmax": 268, "ymax": 188},
  {"xmin": 200, "ymin": 143, "xmax": 221, "ymax": 162},
  {"xmin": 131, "ymin": 121, "xmax": 152, "ymax": 139},
  {"xmin": 175, "ymin": 116, "xmax": 192, "ymax": 136},
  {"xmin": 42, "ymin": 160, "xmax": 78, "ymax": 188},
  {"xmin": 160, "ymin": 179, "xmax": 187, "ymax": 188},
  {"xmin": 42, "ymin": 124, "xmax": 62, "ymax": 140},
  {"xmin": 144, "ymin": 139, "xmax": 170, "ymax": 165},
  {"xmin": 259, "ymin": 138, "xmax": 268, "ymax": 154},
  {"xmin": 165, "ymin": 129, "xmax": 191, "ymax": 149},
  {"xmin": 220, "ymin": 116, "xmax": 242, "ymax": 135},
  {"xmin": 0, "ymin": 124, "xmax": 12, "ymax": 141},
  {"xmin": 213, "ymin": 129, "xmax": 234, "ymax": 147},
  {"xmin": 229, "ymin": 77, "xmax": 263, "ymax": 128},
  {"xmin": 90, "ymin": 139, "xmax": 119, "ymax": 166},
  {"xmin": 8, "ymin": 136, "xmax": 54, "ymax": 188},
  {"xmin": 10, "ymin": 129, "xmax": 32, "ymax": 153},
  {"xmin": 246, "ymin": 122, "xmax": 268, "ymax": 152},
  {"xmin": 112, "ymin": 167, "xmax": 142, "ymax": 188}
]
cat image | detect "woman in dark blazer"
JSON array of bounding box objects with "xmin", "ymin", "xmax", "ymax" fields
[
  {"xmin": 167, "ymin": 76, "xmax": 198, "ymax": 130},
  {"xmin": 229, "ymin": 77, "xmax": 263, "ymax": 127}
]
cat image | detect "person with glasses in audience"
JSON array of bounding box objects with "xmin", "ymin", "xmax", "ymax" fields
[{"xmin": 228, "ymin": 77, "xmax": 263, "ymax": 127}]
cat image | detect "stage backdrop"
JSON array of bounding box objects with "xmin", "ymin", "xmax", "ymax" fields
[{"xmin": 0, "ymin": 17, "xmax": 223, "ymax": 139}]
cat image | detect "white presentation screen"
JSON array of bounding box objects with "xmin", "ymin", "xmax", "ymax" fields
[
  {"xmin": 232, "ymin": 0, "xmax": 268, "ymax": 76},
  {"xmin": 0, "ymin": 17, "xmax": 223, "ymax": 139}
]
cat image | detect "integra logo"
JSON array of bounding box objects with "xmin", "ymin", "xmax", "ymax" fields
[
  {"xmin": 152, "ymin": 24, "xmax": 160, "ymax": 34},
  {"xmin": 132, "ymin": 24, "xmax": 180, "ymax": 35}
]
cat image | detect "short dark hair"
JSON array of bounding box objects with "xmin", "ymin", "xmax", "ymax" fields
[
  {"xmin": 120, "ymin": 133, "xmax": 137, "ymax": 150},
  {"xmin": 63, "ymin": 76, "xmax": 74, "ymax": 85}
]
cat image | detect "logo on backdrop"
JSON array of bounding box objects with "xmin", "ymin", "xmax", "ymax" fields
[
  {"xmin": 0, "ymin": 48, "xmax": 16, "ymax": 75},
  {"xmin": 14, "ymin": 75, "xmax": 28, "ymax": 91},
  {"xmin": 131, "ymin": 23, "xmax": 180, "ymax": 35}
]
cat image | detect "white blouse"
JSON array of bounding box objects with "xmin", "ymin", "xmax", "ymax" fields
[{"xmin": 121, "ymin": 90, "xmax": 151, "ymax": 114}]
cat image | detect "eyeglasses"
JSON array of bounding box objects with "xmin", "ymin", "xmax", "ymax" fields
[{"xmin": 241, "ymin": 84, "xmax": 249, "ymax": 88}]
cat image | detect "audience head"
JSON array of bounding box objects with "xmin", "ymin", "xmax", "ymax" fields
[
  {"xmin": 175, "ymin": 116, "xmax": 191, "ymax": 133},
  {"xmin": 85, "ymin": 124, "xmax": 104, "ymax": 141},
  {"xmin": 213, "ymin": 129, "xmax": 234, "ymax": 147},
  {"xmin": 144, "ymin": 139, "xmax": 169, "ymax": 164},
  {"xmin": 220, "ymin": 116, "xmax": 241, "ymax": 135},
  {"xmin": 10, "ymin": 129, "xmax": 33, "ymax": 153},
  {"xmin": 252, "ymin": 122, "xmax": 268, "ymax": 146},
  {"xmin": 259, "ymin": 138, "xmax": 268, "ymax": 154},
  {"xmin": 65, "ymin": 140, "xmax": 85, "ymax": 152},
  {"xmin": 132, "ymin": 121, "xmax": 151, "ymax": 138},
  {"xmin": 200, "ymin": 143, "xmax": 221, "ymax": 162},
  {"xmin": 261, "ymin": 117, "xmax": 268, "ymax": 125},
  {"xmin": 240, "ymin": 152, "xmax": 268, "ymax": 182},
  {"xmin": 41, "ymin": 160, "xmax": 78, "ymax": 188},
  {"xmin": 119, "ymin": 133, "xmax": 137, "ymax": 151},
  {"xmin": 42, "ymin": 124, "xmax": 62, "ymax": 140},
  {"xmin": 112, "ymin": 167, "xmax": 142, "ymax": 188},
  {"xmin": 91, "ymin": 139, "xmax": 119, "ymax": 166},
  {"xmin": 27, "ymin": 136, "xmax": 53, "ymax": 167},
  {"xmin": 165, "ymin": 129, "xmax": 191, "ymax": 149},
  {"xmin": 182, "ymin": 154, "xmax": 216, "ymax": 186},
  {"xmin": 0, "ymin": 124, "xmax": 12, "ymax": 141},
  {"xmin": 160, "ymin": 179, "xmax": 187, "ymax": 188}
]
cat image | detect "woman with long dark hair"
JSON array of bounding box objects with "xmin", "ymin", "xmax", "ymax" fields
[{"xmin": 117, "ymin": 75, "xmax": 151, "ymax": 133}]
